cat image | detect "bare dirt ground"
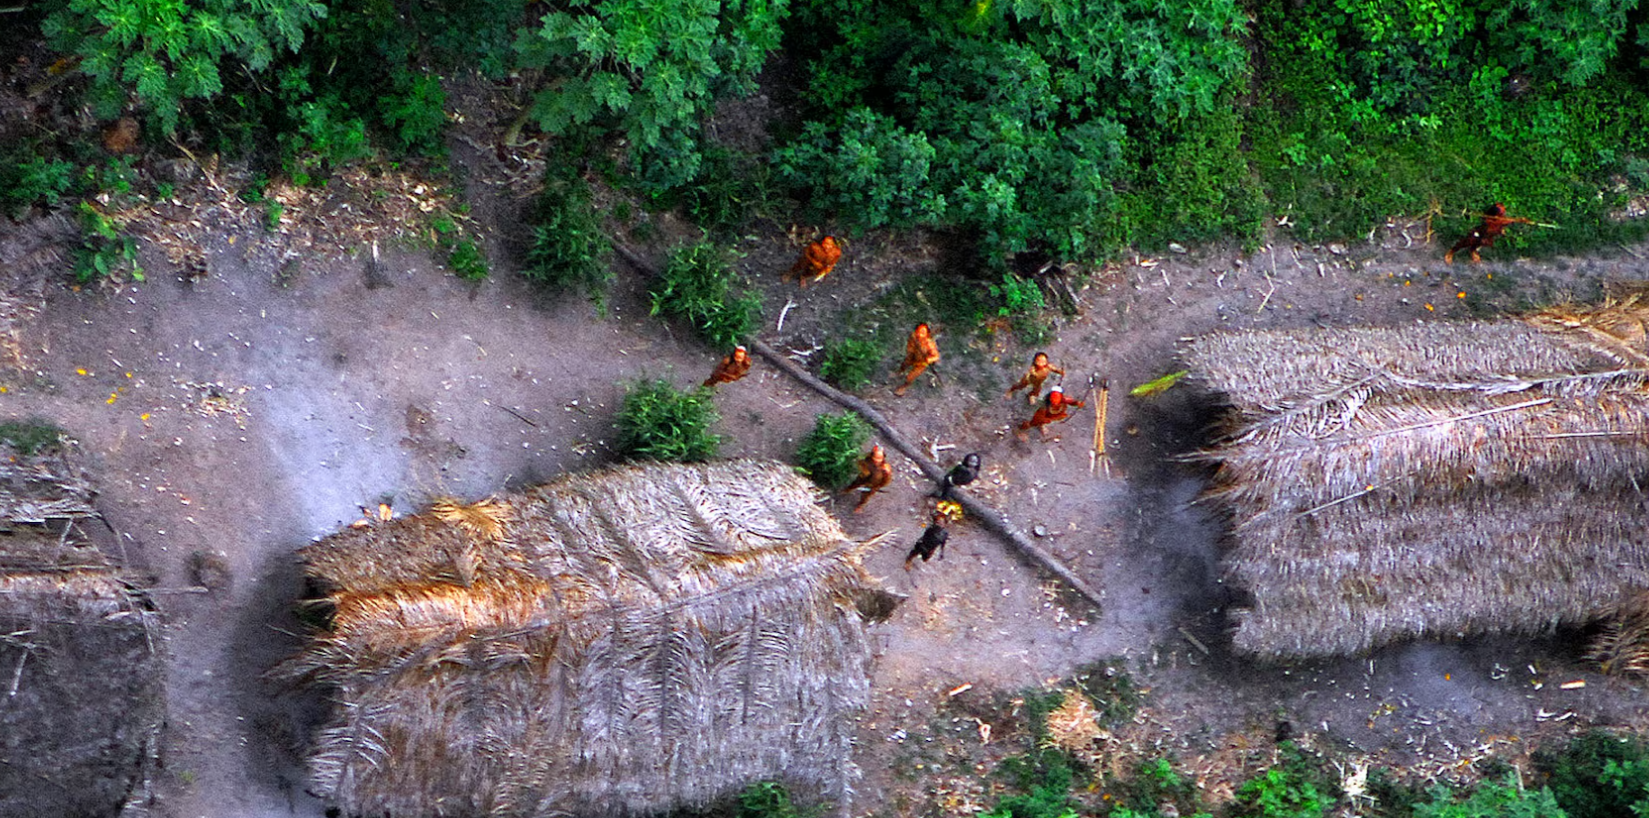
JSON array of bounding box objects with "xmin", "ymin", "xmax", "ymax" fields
[{"xmin": 6, "ymin": 80, "xmax": 1649, "ymax": 818}]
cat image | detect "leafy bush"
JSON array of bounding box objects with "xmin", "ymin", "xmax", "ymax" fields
[
  {"xmin": 514, "ymin": 0, "xmax": 789, "ymax": 191},
  {"xmin": 737, "ymin": 780, "xmax": 807, "ymax": 818},
  {"xmin": 1413, "ymin": 774, "xmax": 1568, "ymax": 818},
  {"xmin": 1534, "ymin": 730, "xmax": 1649, "ymax": 818},
  {"xmin": 615, "ymin": 379, "xmax": 721, "ymax": 463},
  {"xmin": 778, "ymin": 0, "xmax": 1247, "ymax": 266},
  {"xmin": 793, "ymin": 412, "xmax": 871, "ymax": 491},
  {"xmin": 0, "ymin": 419, "xmax": 67, "ymax": 456},
  {"xmin": 665, "ymin": 145, "xmax": 775, "ymax": 235},
  {"xmin": 446, "ymin": 239, "xmax": 488, "ymax": 281},
  {"xmin": 0, "ymin": 154, "xmax": 75, "ymax": 215},
  {"xmin": 985, "ymin": 748, "xmax": 1082, "ymax": 818},
  {"xmin": 73, "ymin": 202, "xmax": 142, "ymax": 284},
  {"xmin": 1234, "ymin": 766, "xmax": 1327, "ymax": 818},
  {"xmin": 523, "ymin": 168, "xmax": 612, "ymax": 304},
  {"xmin": 649, "ymin": 241, "xmax": 760, "ymax": 350},
  {"xmin": 39, "ymin": 0, "xmax": 326, "ymax": 132},
  {"xmin": 817, "ymin": 338, "xmax": 880, "ymax": 392}
]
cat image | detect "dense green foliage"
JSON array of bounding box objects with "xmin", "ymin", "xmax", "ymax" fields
[
  {"xmin": 816, "ymin": 338, "xmax": 880, "ymax": 392},
  {"xmin": 523, "ymin": 167, "xmax": 612, "ymax": 302},
  {"xmin": 1412, "ymin": 775, "xmax": 1567, "ymax": 818},
  {"xmin": 775, "ymin": 0, "xmax": 1247, "ymax": 265},
  {"xmin": 515, "ymin": 0, "xmax": 788, "ymax": 190},
  {"xmin": 39, "ymin": 0, "xmax": 326, "ymax": 132},
  {"xmin": 649, "ymin": 241, "xmax": 761, "ymax": 349},
  {"xmin": 736, "ymin": 780, "xmax": 809, "ymax": 818},
  {"xmin": 1534, "ymin": 730, "xmax": 1649, "ymax": 818},
  {"xmin": 0, "ymin": 419, "xmax": 67, "ymax": 456},
  {"xmin": 792, "ymin": 412, "xmax": 871, "ymax": 490},
  {"xmin": 614, "ymin": 379, "xmax": 721, "ymax": 462},
  {"xmin": 1245, "ymin": 0, "xmax": 1649, "ymax": 253}
]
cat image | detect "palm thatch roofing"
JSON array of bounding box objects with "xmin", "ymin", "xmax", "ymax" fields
[
  {"xmin": 0, "ymin": 437, "xmax": 163, "ymax": 817},
  {"xmin": 1183, "ymin": 294, "xmax": 1649, "ymax": 659},
  {"xmin": 286, "ymin": 459, "xmax": 901, "ymax": 818}
]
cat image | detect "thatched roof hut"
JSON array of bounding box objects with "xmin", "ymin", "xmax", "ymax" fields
[
  {"xmin": 0, "ymin": 436, "xmax": 163, "ymax": 817},
  {"xmin": 1184, "ymin": 295, "xmax": 1649, "ymax": 659},
  {"xmin": 287, "ymin": 459, "xmax": 901, "ymax": 818}
]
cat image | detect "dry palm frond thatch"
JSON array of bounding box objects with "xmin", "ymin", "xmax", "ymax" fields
[
  {"xmin": 288, "ymin": 460, "xmax": 900, "ymax": 818},
  {"xmin": 1186, "ymin": 299, "xmax": 1649, "ymax": 659},
  {"xmin": 0, "ymin": 439, "xmax": 162, "ymax": 817}
]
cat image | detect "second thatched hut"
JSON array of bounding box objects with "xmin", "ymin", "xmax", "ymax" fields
[
  {"xmin": 286, "ymin": 459, "xmax": 901, "ymax": 818},
  {"xmin": 1184, "ymin": 294, "xmax": 1649, "ymax": 659}
]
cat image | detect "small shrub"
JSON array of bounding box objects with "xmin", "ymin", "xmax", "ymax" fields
[
  {"xmin": 0, "ymin": 419, "xmax": 67, "ymax": 456},
  {"xmin": 817, "ymin": 338, "xmax": 881, "ymax": 392},
  {"xmin": 986, "ymin": 748, "xmax": 1082, "ymax": 818},
  {"xmin": 1413, "ymin": 774, "xmax": 1568, "ymax": 818},
  {"xmin": 523, "ymin": 170, "xmax": 612, "ymax": 305},
  {"xmin": 1534, "ymin": 730, "xmax": 1649, "ymax": 818},
  {"xmin": 615, "ymin": 379, "xmax": 721, "ymax": 463},
  {"xmin": 1, "ymin": 155, "xmax": 75, "ymax": 215},
  {"xmin": 447, "ymin": 239, "xmax": 488, "ymax": 281},
  {"xmin": 738, "ymin": 781, "xmax": 806, "ymax": 818},
  {"xmin": 649, "ymin": 241, "xmax": 761, "ymax": 350},
  {"xmin": 793, "ymin": 412, "xmax": 872, "ymax": 490},
  {"xmin": 73, "ymin": 203, "xmax": 143, "ymax": 284},
  {"xmin": 1233, "ymin": 766, "xmax": 1327, "ymax": 818}
]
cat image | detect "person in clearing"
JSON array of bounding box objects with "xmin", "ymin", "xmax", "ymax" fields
[
  {"xmin": 702, "ymin": 345, "xmax": 752, "ymax": 388},
  {"xmin": 904, "ymin": 511, "xmax": 949, "ymax": 569},
  {"xmin": 784, "ymin": 235, "xmax": 842, "ymax": 288},
  {"xmin": 1018, "ymin": 385, "xmax": 1084, "ymax": 440},
  {"xmin": 1445, "ymin": 203, "xmax": 1533, "ymax": 264},
  {"xmin": 1005, "ymin": 351, "xmax": 1064, "ymax": 404},
  {"xmin": 842, "ymin": 444, "xmax": 893, "ymax": 513},
  {"xmin": 894, "ymin": 323, "xmax": 940, "ymax": 396}
]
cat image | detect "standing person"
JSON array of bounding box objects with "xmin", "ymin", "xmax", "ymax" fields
[
  {"xmin": 904, "ymin": 512, "xmax": 950, "ymax": 570},
  {"xmin": 783, "ymin": 235, "xmax": 843, "ymax": 288},
  {"xmin": 1018, "ymin": 385, "xmax": 1085, "ymax": 440},
  {"xmin": 702, "ymin": 345, "xmax": 752, "ymax": 388},
  {"xmin": 894, "ymin": 323, "xmax": 940, "ymax": 396},
  {"xmin": 937, "ymin": 453, "xmax": 981, "ymax": 500},
  {"xmin": 842, "ymin": 444, "xmax": 893, "ymax": 513},
  {"xmin": 1005, "ymin": 352, "xmax": 1064, "ymax": 404},
  {"xmin": 1445, "ymin": 203, "xmax": 1533, "ymax": 264}
]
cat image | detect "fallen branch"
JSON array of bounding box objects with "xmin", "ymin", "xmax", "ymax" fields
[
  {"xmin": 748, "ymin": 339, "xmax": 1104, "ymax": 610},
  {"xmin": 614, "ymin": 242, "xmax": 1103, "ymax": 609}
]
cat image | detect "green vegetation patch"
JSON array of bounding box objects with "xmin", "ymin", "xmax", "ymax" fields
[
  {"xmin": 615, "ymin": 379, "xmax": 721, "ymax": 463},
  {"xmin": 649, "ymin": 241, "xmax": 761, "ymax": 350},
  {"xmin": 0, "ymin": 419, "xmax": 67, "ymax": 457},
  {"xmin": 793, "ymin": 412, "xmax": 872, "ymax": 491}
]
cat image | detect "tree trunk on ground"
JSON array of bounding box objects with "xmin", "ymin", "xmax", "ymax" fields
[{"xmin": 613, "ymin": 243, "xmax": 1104, "ymax": 611}]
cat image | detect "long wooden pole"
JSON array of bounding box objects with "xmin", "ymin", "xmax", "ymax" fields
[{"xmin": 613, "ymin": 244, "xmax": 1102, "ymax": 610}]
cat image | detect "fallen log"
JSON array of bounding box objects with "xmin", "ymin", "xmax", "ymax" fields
[{"xmin": 615, "ymin": 242, "xmax": 1103, "ymax": 610}]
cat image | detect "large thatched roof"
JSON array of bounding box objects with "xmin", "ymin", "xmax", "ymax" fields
[
  {"xmin": 1184, "ymin": 296, "xmax": 1649, "ymax": 658},
  {"xmin": 288, "ymin": 459, "xmax": 900, "ymax": 818},
  {"xmin": 0, "ymin": 438, "xmax": 163, "ymax": 817}
]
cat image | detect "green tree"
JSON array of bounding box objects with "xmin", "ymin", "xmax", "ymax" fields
[
  {"xmin": 39, "ymin": 0, "xmax": 327, "ymax": 132},
  {"xmin": 515, "ymin": 0, "xmax": 789, "ymax": 190}
]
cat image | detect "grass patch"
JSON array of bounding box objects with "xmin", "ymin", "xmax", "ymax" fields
[
  {"xmin": 793, "ymin": 412, "xmax": 872, "ymax": 491},
  {"xmin": 614, "ymin": 379, "xmax": 721, "ymax": 463},
  {"xmin": 0, "ymin": 419, "xmax": 67, "ymax": 456}
]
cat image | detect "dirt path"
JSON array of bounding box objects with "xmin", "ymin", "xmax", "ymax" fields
[{"xmin": 5, "ymin": 195, "xmax": 1649, "ymax": 815}]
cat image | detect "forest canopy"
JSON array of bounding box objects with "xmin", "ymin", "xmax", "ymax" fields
[{"xmin": 13, "ymin": 0, "xmax": 1649, "ymax": 268}]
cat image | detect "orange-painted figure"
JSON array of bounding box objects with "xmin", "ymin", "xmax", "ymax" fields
[
  {"xmin": 784, "ymin": 235, "xmax": 842, "ymax": 288},
  {"xmin": 1005, "ymin": 352, "xmax": 1064, "ymax": 404},
  {"xmin": 702, "ymin": 345, "xmax": 752, "ymax": 388},
  {"xmin": 894, "ymin": 323, "xmax": 940, "ymax": 396},
  {"xmin": 842, "ymin": 444, "xmax": 893, "ymax": 513},
  {"xmin": 1018, "ymin": 386, "xmax": 1085, "ymax": 439},
  {"xmin": 1445, "ymin": 203, "xmax": 1532, "ymax": 264}
]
